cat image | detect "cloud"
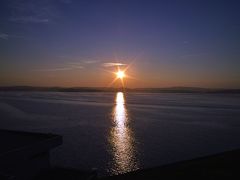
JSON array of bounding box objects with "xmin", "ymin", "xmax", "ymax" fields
[
  {"xmin": 0, "ymin": 33, "xmax": 9, "ymax": 40},
  {"xmin": 67, "ymin": 63, "xmax": 84, "ymax": 69},
  {"xmin": 8, "ymin": 0, "xmax": 63, "ymax": 24},
  {"xmin": 67, "ymin": 62, "xmax": 82, "ymax": 65},
  {"xmin": 83, "ymin": 60, "xmax": 99, "ymax": 64},
  {"xmin": 10, "ymin": 17, "xmax": 49, "ymax": 23},
  {"xmin": 0, "ymin": 32, "xmax": 33, "ymax": 40},
  {"xmin": 102, "ymin": 62, "xmax": 127, "ymax": 67},
  {"xmin": 68, "ymin": 60, "xmax": 99, "ymax": 64},
  {"xmin": 34, "ymin": 62, "xmax": 84, "ymax": 72},
  {"xmin": 33, "ymin": 67, "xmax": 72, "ymax": 72},
  {"xmin": 58, "ymin": 55, "xmax": 99, "ymax": 65}
]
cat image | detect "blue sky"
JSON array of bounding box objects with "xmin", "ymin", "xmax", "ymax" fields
[{"xmin": 1, "ymin": 0, "xmax": 240, "ymax": 88}]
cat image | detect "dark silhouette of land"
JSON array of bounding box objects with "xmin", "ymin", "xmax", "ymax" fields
[{"xmin": 1, "ymin": 86, "xmax": 240, "ymax": 93}]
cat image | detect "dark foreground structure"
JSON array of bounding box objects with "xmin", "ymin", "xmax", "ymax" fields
[
  {"xmin": 102, "ymin": 149, "xmax": 240, "ymax": 180},
  {"xmin": 1, "ymin": 129, "xmax": 240, "ymax": 180},
  {"xmin": 0, "ymin": 130, "xmax": 96, "ymax": 180}
]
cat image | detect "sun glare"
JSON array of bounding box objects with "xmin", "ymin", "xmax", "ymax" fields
[
  {"xmin": 116, "ymin": 70, "xmax": 125, "ymax": 79},
  {"xmin": 107, "ymin": 63, "xmax": 133, "ymax": 87}
]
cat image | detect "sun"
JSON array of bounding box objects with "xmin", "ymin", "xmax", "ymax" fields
[
  {"xmin": 107, "ymin": 63, "xmax": 134, "ymax": 87},
  {"xmin": 116, "ymin": 70, "xmax": 125, "ymax": 79}
]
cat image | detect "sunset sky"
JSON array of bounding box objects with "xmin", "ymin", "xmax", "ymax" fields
[{"xmin": 1, "ymin": 0, "xmax": 240, "ymax": 88}]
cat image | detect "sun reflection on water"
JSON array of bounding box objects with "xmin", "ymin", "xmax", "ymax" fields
[{"xmin": 109, "ymin": 92, "xmax": 139, "ymax": 175}]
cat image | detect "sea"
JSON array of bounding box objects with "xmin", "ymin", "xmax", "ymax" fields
[{"xmin": 0, "ymin": 91, "xmax": 240, "ymax": 176}]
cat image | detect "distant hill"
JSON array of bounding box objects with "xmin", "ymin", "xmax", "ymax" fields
[
  {"xmin": 0, "ymin": 86, "xmax": 240, "ymax": 94},
  {"xmin": 131, "ymin": 87, "xmax": 240, "ymax": 93}
]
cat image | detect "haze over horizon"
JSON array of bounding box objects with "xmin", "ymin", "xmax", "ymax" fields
[{"xmin": 1, "ymin": 0, "xmax": 240, "ymax": 88}]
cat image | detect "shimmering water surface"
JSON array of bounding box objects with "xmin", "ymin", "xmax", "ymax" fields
[
  {"xmin": 0, "ymin": 92, "xmax": 240, "ymax": 176},
  {"xmin": 110, "ymin": 92, "xmax": 139, "ymax": 174}
]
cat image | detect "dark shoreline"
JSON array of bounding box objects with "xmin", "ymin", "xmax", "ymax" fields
[{"xmin": 1, "ymin": 86, "xmax": 240, "ymax": 94}]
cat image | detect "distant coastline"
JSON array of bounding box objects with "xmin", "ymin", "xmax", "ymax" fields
[{"xmin": 0, "ymin": 86, "xmax": 240, "ymax": 94}]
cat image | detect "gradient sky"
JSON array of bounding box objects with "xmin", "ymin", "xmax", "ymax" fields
[{"xmin": 1, "ymin": 0, "xmax": 240, "ymax": 88}]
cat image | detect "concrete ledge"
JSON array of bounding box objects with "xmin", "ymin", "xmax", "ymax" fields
[
  {"xmin": 0, "ymin": 129, "xmax": 62, "ymax": 180},
  {"xmin": 102, "ymin": 149, "xmax": 240, "ymax": 179}
]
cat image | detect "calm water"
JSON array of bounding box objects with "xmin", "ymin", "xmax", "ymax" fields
[{"xmin": 0, "ymin": 92, "xmax": 240, "ymax": 176}]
